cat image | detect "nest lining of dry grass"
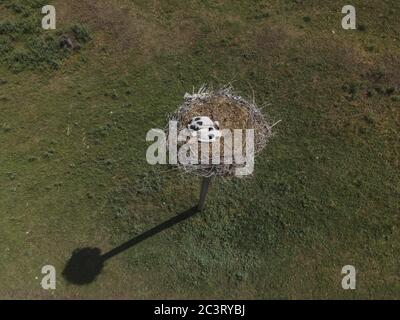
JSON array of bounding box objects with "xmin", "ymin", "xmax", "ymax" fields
[{"xmin": 167, "ymin": 86, "xmax": 274, "ymax": 177}]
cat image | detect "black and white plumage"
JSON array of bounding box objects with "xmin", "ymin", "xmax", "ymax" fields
[{"xmin": 187, "ymin": 116, "xmax": 221, "ymax": 142}]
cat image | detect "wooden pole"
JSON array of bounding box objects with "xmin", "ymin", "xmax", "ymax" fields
[{"xmin": 198, "ymin": 176, "xmax": 212, "ymax": 211}]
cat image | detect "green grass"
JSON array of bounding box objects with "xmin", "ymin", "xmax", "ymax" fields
[{"xmin": 0, "ymin": 0, "xmax": 399, "ymax": 299}]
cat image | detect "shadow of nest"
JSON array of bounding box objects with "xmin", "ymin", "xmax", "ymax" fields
[{"xmin": 62, "ymin": 247, "xmax": 104, "ymax": 285}]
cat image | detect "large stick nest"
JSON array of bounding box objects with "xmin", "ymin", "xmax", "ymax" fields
[{"xmin": 168, "ymin": 86, "xmax": 274, "ymax": 177}]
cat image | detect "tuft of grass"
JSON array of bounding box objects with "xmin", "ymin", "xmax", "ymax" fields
[
  {"xmin": 0, "ymin": 38, "xmax": 12, "ymax": 55},
  {"xmin": 71, "ymin": 24, "xmax": 91, "ymax": 44},
  {"xmin": 1, "ymin": 123, "xmax": 12, "ymax": 133},
  {"xmin": 358, "ymin": 24, "xmax": 367, "ymax": 31}
]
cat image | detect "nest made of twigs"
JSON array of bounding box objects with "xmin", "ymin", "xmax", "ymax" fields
[{"xmin": 168, "ymin": 86, "xmax": 273, "ymax": 177}]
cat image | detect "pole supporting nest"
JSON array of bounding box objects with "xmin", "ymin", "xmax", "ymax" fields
[{"xmin": 198, "ymin": 177, "xmax": 212, "ymax": 211}]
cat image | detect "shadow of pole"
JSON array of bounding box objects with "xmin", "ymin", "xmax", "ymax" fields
[
  {"xmin": 101, "ymin": 206, "xmax": 199, "ymax": 260},
  {"xmin": 62, "ymin": 206, "xmax": 199, "ymax": 285}
]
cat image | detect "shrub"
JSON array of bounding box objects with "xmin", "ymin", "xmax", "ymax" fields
[{"xmin": 7, "ymin": 36, "xmax": 68, "ymax": 72}]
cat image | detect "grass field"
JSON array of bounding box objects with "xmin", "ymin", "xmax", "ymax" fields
[{"xmin": 0, "ymin": 0, "xmax": 399, "ymax": 299}]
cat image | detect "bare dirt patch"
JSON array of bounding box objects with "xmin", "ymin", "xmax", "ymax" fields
[
  {"xmin": 54, "ymin": 0, "xmax": 200, "ymax": 58},
  {"xmin": 55, "ymin": 0, "xmax": 141, "ymax": 50}
]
